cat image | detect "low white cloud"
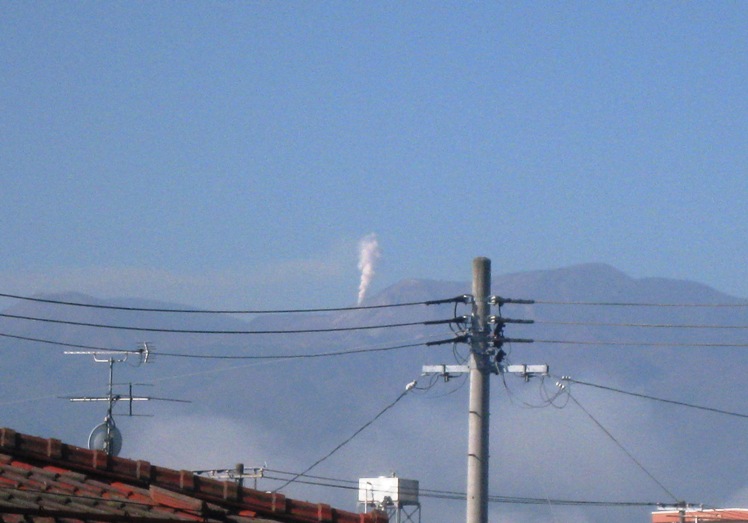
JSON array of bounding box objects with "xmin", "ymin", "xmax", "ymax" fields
[
  {"xmin": 493, "ymin": 505, "xmax": 597, "ymax": 523},
  {"xmin": 722, "ymin": 485, "xmax": 748, "ymax": 508},
  {"xmin": 123, "ymin": 414, "xmax": 279, "ymax": 472}
]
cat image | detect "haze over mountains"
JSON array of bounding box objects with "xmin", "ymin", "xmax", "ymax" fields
[{"xmin": 2, "ymin": 263, "xmax": 748, "ymax": 523}]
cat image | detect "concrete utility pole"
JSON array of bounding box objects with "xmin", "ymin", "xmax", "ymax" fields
[
  {"xmin": 422, "ymin": 257, "xmax": 545, "ymax": 523},
  {"xmin": 466, "ymin": 257, "xmax": 491, "ymax": 523}
]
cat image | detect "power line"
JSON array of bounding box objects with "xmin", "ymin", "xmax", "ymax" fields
[
  {"xmin": 0, "ymin": 291, "xmax": 441, "ymax": 314},
  {"xmin": 0, "ymin": 473, "xmax": 677, "ymax": 512},
  {"xmin": 157, "ymin": 342, "xmax": 429, "ymax": 360},
  {"xmin": 0, "ymin": 312, "xmax": 451, "ymax": 334},
  {"xmin": 561, "ymin": 377, "xmax": 748, "ymax": 419},
  {"xmin": 0, "ymin": 329, "xmax": 436, "ymax": 360},
  {"xmin": 16, "ymin": 326, "xmax": 748, "ymax": 359},
  {"xmin": 558, "ymin": 383, "xmax": 679, "ymax": 503},
  {"xmin": 6, "ymin": 290, "xmax": 747, "ymax": 311},
  {"xmin": 534, "ymin": 339, "xmax": 748, "ymax": 349},
  {"xmin": 0, "ymin": 331, "xmax": 451, "ymax": 409},
  {"xmin": 272, "ymin": 384, "xmax": 414, "ymax": 493},
  {"xmin": 537, "ymin": 320, "xmax": 748, "ymax": 330},
  {"xmin": 260, "ymin": 469, "xmax": 660, "ymax": 507},
  {"xmin": 0, "ymin": 331, "xmax": 125, "ymax": 353},
  {"xmin": 534, "ymin": 299, "xmax": 748, "ymax": 308}
]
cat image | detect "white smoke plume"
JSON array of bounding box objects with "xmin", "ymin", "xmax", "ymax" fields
[{"xmin": 357, "ymin": 233, "xmax": 381, "ymax": 305}]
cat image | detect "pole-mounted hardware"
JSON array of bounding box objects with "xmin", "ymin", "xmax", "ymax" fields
[
  {"xmin": 425, "ymin": 295, "xmax": 473, "ymax": 306},
  {"xmin": 62, "ymin": 342, "xmax": 189, "ymax": 456},
  {"xmin": 420, "ymin": 258, "xmax": 545, "ymax": 523},
  {"xmin": 195, "ymin": 464, "xmax": 266, "ymax": 490}
]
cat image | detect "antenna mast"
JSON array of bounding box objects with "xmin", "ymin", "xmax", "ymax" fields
[{"xmin": 62, "ymin": 343, "xmax": 188, "ymax": 456}]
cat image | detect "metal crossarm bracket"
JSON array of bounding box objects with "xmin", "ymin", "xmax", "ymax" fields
[
  {"xmin": 422, "ymin": 364, "xmax": 470, "ymax": 381},
  {"xmin": 502, "ymin": 364, "xmax": 549, "ymax": 381}
]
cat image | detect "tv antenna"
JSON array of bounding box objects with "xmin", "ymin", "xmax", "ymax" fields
[
  {"xmin": 194, "ymin": 463, "xmax": 266, "ymax": 490},
  {"xmin": 62, "ymin": 342, "xmax": 189, "ymax": 456}
]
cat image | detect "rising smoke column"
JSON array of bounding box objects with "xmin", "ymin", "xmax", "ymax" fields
[{"xmin": 357, "ymin": 233, "xmax": 381, "ymax": 305}]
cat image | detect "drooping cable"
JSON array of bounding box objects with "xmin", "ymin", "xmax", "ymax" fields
[
  {"xmin": 0, "ymin": 291, "xmax": 439, "ymax": 313},
  {"xmin": 0, "ymin": 332, "xmax": 125, "ymax": 353},
  {"xmin": 558, "ymin": 382, "xmax": 679, "ymax": 503},
  {"xmin": 537, "ymin": 320, "xmax": 748, "ymax": 330},
  {"xmin": 258, "ymin": 469, "xmax": 661, "ymax": 507},
  {"xmin": 562, "ymin": 377, "xmax": 748, "ymax": 419},
  {"xmin": 0, "ymin": 329, "xmax": 440, "ymax": 360},
  {"xmin": 0, "ymin": 312, "xmax": 450, "ymax": 334},
  {"xmin": 535, "ymin": 320, "xmax": 748, "ymax": 330},
  {"xmin": 0, "ymin": 481, "xmax": 670, "ymax": 510},
  {"xmin": 534, "ymin": 299, "xmax": 748, "ymax": 308},
  {"xmin": 272, "ymin": 384, "xmax": 414, "ymax": 493},
  {"xmin": 156, "ymin": 342, "xmax": 428, "ymax": 360},
  {"xmin": 534, "ymin": 339, "xmax": 748, "ymax": 349}
]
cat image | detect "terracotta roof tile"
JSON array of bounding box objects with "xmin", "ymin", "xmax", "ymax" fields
[{"xmin": 0, "ymin": 428, "xmax": 388, "ymax": 523}]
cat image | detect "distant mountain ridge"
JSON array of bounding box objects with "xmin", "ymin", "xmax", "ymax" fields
[{"xmin": 2, "ymin": 263, "xmax": 748, "ymax": 523}]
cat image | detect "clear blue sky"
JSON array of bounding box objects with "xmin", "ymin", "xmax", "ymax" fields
[{"xmin": 2, "ymin": 2, "xmax": 747, "ymax": 309}]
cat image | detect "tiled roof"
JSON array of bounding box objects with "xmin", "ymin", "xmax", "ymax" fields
[
  {"xmin": 0, "ymin": 428, "xmax": 387, "ymax": 523},
  {"xmin": 652, "ymin": 508, "xmax": 748, "ymax": 522}
]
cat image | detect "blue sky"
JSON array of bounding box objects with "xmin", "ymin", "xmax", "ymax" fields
[{"xmin": 2, "ymin": 2, "xmax": 748, "ymax": 309}]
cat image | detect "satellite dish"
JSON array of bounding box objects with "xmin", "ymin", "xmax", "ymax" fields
[{"xmin": 88, "ymin": 421, "xmax": 123, "ymax": 456}]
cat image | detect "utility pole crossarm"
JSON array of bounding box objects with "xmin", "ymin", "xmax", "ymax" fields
[
  {"xmin": 488, "ymin": 316, "xmax": 534, "ymax": 325},
  {"xmin": 422, "ymin": 364, "xmax": 470, "ymax": 375},
  {"xmin": 422, "ymin": 364, "xmax": 469, "ymax": 382},
  {"xmin": 420, "ymin": 257, "xmax": 544, "ymax": 523},
  {"xmin": 504, "ymin": 364, "xmax": 549, "ymax": 375},
  {"xmin": 503, "ymin": 364, "xmax": 549, "ymax": 382},
  {"xmin": 489, "ymin": 296, "xmax": 535, "ymax": 305},
  {"xmin": 426, "ymin": 335, "xmax": 469, "ymax": 346}
]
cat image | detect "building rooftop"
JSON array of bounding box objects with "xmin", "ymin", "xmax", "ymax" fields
[
  {"xmin": 652, "ymin": 508, "xmax": 748, "ymax": 522},
  {"xmin": 0, "ymin": 428, "xmax": 387, "ymax": 523}
]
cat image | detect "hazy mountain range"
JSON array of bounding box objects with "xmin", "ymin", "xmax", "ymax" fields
[{"xmin": 2, "ymin": 263, "xmax": 747, "ymax": 523}]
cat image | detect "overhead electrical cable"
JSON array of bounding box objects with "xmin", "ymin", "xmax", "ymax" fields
[
  {"xmin": 534, "ymin": 339, "xmax": 748, "ymax": 349},
  {"xmin": 562, "ymin": 377, "xmax": 748, "ymax": 419},
  {"xmin": 272, "ymin": 384, "xmax": 414, "ymax": 493},
  {"xmin": 0, "ymin": 332, "xmax": 125, "ymax": 353},
  {"xmin": 0, "ymin": 291, "xmax": 459, "ymax": 313},
  {"xmin": 559, "ymin": 384, "xmax": 679, "ymax": 503},
  {"xmin": 534, "ymin": 299, "xmax": 748, "ymax": 308},
  {"xmin": 259, "ymin": 469, "xmax": 660, "ymax": 507},
  {"xmin": 0, "ymin": 312, "xmax": 455, "ymax": 334},
  {"xmin": 262, "ymin": 469, "xmax": 357, "ymax": 487},
  {"xmin": 537, "ymin": 320, "xmax": 748, "ymax": 330},
  {"xmin": 0, "ymin": 481, "xmax": 675, "ymax": 511},
  {"xmin": 156, "ymin": 341, "xmax": 429, "ymax": 360},
  {"xmin": 6, "ymin": 289, "xmax": 748, "ymax": 311},
  {"xmin": 0, "ymin": 329, "xmax": 439, "ymax": 360},
  {"xmin": 0, "ymin": 332, "xmax": 728, "ymax": 362}
]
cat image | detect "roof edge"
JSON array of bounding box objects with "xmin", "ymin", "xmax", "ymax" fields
[{"xmin": 0, "ymin": 427, "xmax": 388, "ymax": 523}]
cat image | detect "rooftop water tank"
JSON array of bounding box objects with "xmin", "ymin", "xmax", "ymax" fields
[{"xmin": 358, "ymin": 477, "xmax": 419, "ymax": 506}]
